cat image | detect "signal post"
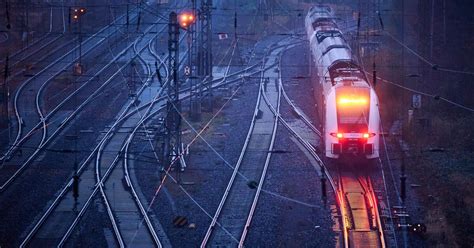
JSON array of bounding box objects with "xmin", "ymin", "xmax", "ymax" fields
[{"xmin": 164, "ymin": 11, "xmax": 196, "ymax": 175}]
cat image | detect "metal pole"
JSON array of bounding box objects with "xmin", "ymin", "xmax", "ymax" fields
[
  {"xmin": 443, "ymin": 0, "xmax": 446, "ymax": 44},
  {"xmin": 6, "ymin": 1, "xmax": 11, "ymax": 30},
  {"xmin": 25, "ymin": 0, "xmax": 29, "ymax": 46},
  {"xmin": 126, "ymin": 3, "xmax": 129, "ymax": 29},
  {"xmin": 199, "ymin": 0, "xmax": 213, "ymax": 112},
  {"xmin": 430, "ymin": 0, "xmax": 435, "ymax": 59},
  {"xmin": 2, "ymin": 55, "xmax": 9, "ymax": 140},
  {"xmin": 79, "ymin": 18, "xmax": 82, "ymax": 66},
  {"xmin": 190, "ymin": 0, "xmax": 201, "ymax": 121},
  {"xmin": 166, "ymin": 12, "xmax": 181, "ymax": 174}
]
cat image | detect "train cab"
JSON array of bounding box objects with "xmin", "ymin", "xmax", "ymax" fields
[{"xmin": 324, "ymin": 80, "xmax": 380, "ymax": 159}]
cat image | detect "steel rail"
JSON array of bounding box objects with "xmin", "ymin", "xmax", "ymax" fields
[
  {"xmin": 280, "ymin": 84, "xmax": 321, "ymax": 137},
  {"xmin": 239, "ymin": 40, "xmax": 309, "ymax": 245},
  {"xmin": 0, "ymin": 5, "xmax": 55, "ymax": 66},
  {"xmin": 2, "ymin": 7, "xmax": 141, "ymax": 161},
  {"xmin": 64, "ymin": 55, "xmax": 262, "ymax": 247},
  {"xmin": 56, "ymin": 27, "xmax": 169, "ymax": 246},
  {"xmin": 5, "ymin": 11, "xmax": 142, "ymax": 160},
  {"xmin": 201, "ymin": 36, "xmax": 295, "ymax": 247},
  {"xmin": 239, "ymin": 60, "xmax": 282, "ymax": 247},
  {"xmin": 23, "ymin": 44, "xmax": 267, "ymax": 248},
  {"xmin": 261, "ymin": 41, "xmax": 342, "ymax": 245},
  {"xmin": 0, "ymin": 14, "xmax": 148, "ymax": 192},
  {"xmin": 277, "ymin": 41, "xmax": 385, "ymax": 248},
  {"xmin": 120, "ymin": 38, "xmax": 169, "ymax": 247},
  {"xmin": 19, "ymin": 16, "xmax": 168, "ymax": 247},
  {"xmin": 94, "ymin": 31, "xmax": 158, "ymax": 248},
  {"xmin": 200, "ymin": 42, "xmax": 269, "ymax": 247}
]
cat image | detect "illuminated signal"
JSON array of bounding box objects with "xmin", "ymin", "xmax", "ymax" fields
[
  {"xmin": 72, "ymin": 7, "xmax": 86, "ymax": 21},
  {"xmin": 178, "ymin": 12, "xmax": 196, "ymax": 29}
]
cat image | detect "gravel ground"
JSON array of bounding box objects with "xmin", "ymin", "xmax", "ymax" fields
[
  {"xmin": 0, "ymin": 66, "xmax": 134, "ymax": 246},
  {"xmin": 64, "ymin": 196, "xmax": 112, "ymax": 248},
  {"xmin": 245, "ymin": 124, "xmax": 336, "ymax": 247},
  {"xmin": 129, "ymin": 6, "xmax": 299, "ymax": 246},
  {"xmin": 243, "ymin": 39, "xmax": 336, "ymax": 247},
  {"xmin": 280, "ymin": 43, "xmax": 321, "ymax": 132},
  {"xmin": 0, "ymin": 7, "xmax": 153, "ymax": 246},
  {"xmin": 133, "ymin": 79, "xmax": 259, "ymax": 246}
]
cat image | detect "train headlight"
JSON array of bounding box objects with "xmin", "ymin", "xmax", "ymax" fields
[
  {"xmin": 330, "ymin": 133, "xmax": 344, "ymax": 139},
  {"xmin": 363, "ymin": 133, "xmax": 376, "ymax": 138}
]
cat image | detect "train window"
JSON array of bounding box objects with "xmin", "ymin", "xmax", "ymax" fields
[
  {"xmin": 316, "ymin": 30, "xmax": 342, "ymax": 43},
  {"xmin": 336, "ymin": 87, "xmax": 370, "ymax": 131},
  {"xmin": 328, "ymin": 61, "xmax": 367, "ymax": 85},
  {"xmin": 311, "ymin": 18, "xmax": 337, "ymax": 30},
  {"xmin": 322, "ymin": 44, "xmax": 349, "ymax": 56}
]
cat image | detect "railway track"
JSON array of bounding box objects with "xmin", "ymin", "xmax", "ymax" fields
[
  {"xmin": 275, "ymin": 39, "xmax": 387, "ymax": 248},
  {"xmin": 91, "ymin": 31, "xmax": 182, "ymax": 248},
  {"xmin": 200, "ymin": 36, "xmax": 295, "ymax": 247},
  {"xmin": 337, "ymin": 167, "xmax": 385, "ymax": 248},
  {"xmin": 0, "ymin": 4, "xmax": 60, "ymax": 68},
  {"xmin": 19, "ymin": 5, "xmax": 269, "ymax": 245},
  {"xmin": 0, "ymin": 9, "xmax": 148, "ymax": 192},
  {"xmin": 18, "ymin": 10, "xmax": 286, "ymax": 242},
  {"xmin": 95, "ymin": 29, "xmax": 278, "ymax": 247},
  {"xmin": 21, "ymin": 42, "xmax": 268, "ymax": 248},
  {"xmin": 1, "ymin": 7, "xmax": 141, "ymax": 162},
  {"xmin": 19, "ymin": 5, "xmax": 179, "ymax": 245}
]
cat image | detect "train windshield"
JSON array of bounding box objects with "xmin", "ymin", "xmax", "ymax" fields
[{"xmin": 336, "ymin": 86, "xmax": 370, "ymax": 132}]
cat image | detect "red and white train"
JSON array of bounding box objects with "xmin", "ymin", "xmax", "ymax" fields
[{"xmin": 305, "ymin": 5, "xmax": 380, "ymax": 159}]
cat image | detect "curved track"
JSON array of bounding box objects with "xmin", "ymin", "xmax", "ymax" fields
[
  {"xmin": 19, "ymin": 8, "xmax": 171, "ymax": 247},
  {"xmin": 1, "ymin": 7, "xmax": 141, "ymax": 162},
  {"xmin": 21, "ymin": 17, "xmax": 269, "ymax": 247},
  {"xmin": 0, "ymin": 9, "xmax": 144, "ymax": 192}
]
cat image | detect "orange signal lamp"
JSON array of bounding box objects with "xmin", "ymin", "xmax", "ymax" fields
[{"xmin": 178, "ymin": 13, "xmax": 195, "ymax": 29}]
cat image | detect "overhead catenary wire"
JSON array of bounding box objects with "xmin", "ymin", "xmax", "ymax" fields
[{"xmin": 374, "ymin": 73, "xmax": 474, "ymax": 112}]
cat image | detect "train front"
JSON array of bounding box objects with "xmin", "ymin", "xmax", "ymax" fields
[{"xmin": 325, "ymin": 82, "xmax": 380, "ymax": 159}]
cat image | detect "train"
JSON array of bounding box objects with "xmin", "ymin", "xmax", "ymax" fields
[{"xmin": 305, "ymin": 5, "xmax": 380, "ymax": 159}]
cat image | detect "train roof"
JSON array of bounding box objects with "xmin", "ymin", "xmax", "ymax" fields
[{"xmin": 329, "ymin": 60, "xmax": 368, "ymax": 86}]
